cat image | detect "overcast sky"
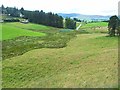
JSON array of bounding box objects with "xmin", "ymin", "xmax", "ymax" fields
[{"xmin": 1, "ymin": 0, "xmax": 120, "ymax": 16}]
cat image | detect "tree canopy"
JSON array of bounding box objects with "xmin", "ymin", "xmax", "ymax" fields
[
  {"xmin": 108, "ymin": 15, "xmax": 120, "ymax": 36},
  {"xmin": 65, "ymin": 18, "xmax": 76, "ymax": 29}
]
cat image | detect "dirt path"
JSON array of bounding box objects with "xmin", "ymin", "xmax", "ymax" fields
[{"xmin": 76, "ymin": 23, "xmax": 82, "ymax": 30}]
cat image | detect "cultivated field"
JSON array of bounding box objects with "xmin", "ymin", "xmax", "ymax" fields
[{"xmin": 2, "ymin": 22, "xmax": 118, "ymax": 88}]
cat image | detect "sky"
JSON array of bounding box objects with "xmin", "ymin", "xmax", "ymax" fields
[{"xmin": 1, "ymin": 0, "xmax": 120, "ymax": 16}]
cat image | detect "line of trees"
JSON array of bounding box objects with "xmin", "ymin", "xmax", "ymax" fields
[
  {"xmin": 22, "ymin": 9, "xmax": 63, "ymax": 28},
  {"xmin": 108, "ymin": 15, "xmax": 120, "ymax": 36},
  {"xmin": 1, "ymin": 5, "xmax": 77, "ymax": 29},
  {"xmin": 73, "ymin": 18, "xmax": 81, "ymax": 22},
  {"xmin": 1, "ymin": 5, "xmax": 20, "ymax": 17},
  {"xmin": 1, "ymin": 5, "xmax": 63, "ymax": 28}
]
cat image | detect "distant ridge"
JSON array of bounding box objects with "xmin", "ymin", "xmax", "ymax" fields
[{"xmin": 58, "ymin": 13, "xmax": 111, "ymax": 21}]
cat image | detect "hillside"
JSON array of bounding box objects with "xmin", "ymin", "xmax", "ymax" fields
[
  {"xmin": 58, "ymin": 13, "xmax": 110, "ymax": 21},
  {"xmin": 2, "ymin": 21, "xmax": 118, "ymax": 88},
  {"xmin": 2, "ymin": 22, "xmax": 76, "ymax": 59},
  {"xmin": 3, "ymin": 34, "xmax": 118, "ymax": 88}
]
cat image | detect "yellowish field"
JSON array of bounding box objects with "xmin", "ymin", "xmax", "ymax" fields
[{"xmin": 3, "ymin": 33, "xmax": 118, "ymax": 88}]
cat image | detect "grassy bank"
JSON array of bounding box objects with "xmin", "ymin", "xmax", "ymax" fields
[{"xmin": 2, "ymin": 33, "xmax": 118, "ymax": 88}]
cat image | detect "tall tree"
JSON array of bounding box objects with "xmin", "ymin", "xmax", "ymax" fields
[
  {"xmin": 20, "ymin": 7, "xmax": 24, "ymax": 15},
  {"xmin": 65, "ymin": 18, "xmax": 76, "ymax": 29},
  {"xmin": 1, "ymin": 5, "xmax": 5, "ymax": 14},
  {"xmin": 108, "ymin": 15, "xmax": 120, "ymax": 36},
  {"xmin": 116, "ymin": 18, "xmax": 120, "ymax": 36}
]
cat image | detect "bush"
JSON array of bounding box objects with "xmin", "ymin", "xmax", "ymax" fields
[{"xmin": 4, "ymin": 18, "xmax": 20, "ymax": 22}]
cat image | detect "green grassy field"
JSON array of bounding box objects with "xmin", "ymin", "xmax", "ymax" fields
[
  {"xmin": 79, "ymin": 22, "xmax": 108, "ymax": 34},
  {"xmin": 1, "ymin": 23, "xmax": 46, "ymax": 40},
  {"xmin": 2, "ymin": 22, "xmax": 76, "ymax": 59},
  {"xmin": 6, "ymin": 22, "xmax": 50, "ymax": 31},
  {"xmin": 80, "ymin": 22, "xmax": 108, "ymax": 29},
  {"xmin": 2, "ymin": 22, "xmax": 118, "ymax": 88}
]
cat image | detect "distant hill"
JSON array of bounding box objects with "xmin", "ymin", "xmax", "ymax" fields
[{"xmin": 58, "ymin": 13, "xmax": 111, "ymax": 21}]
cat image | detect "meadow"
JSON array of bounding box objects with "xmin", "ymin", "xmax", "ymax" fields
[
  {"xmin": 2, "ymin": 23, "xmax": 46, "ymax": 40},
  {"xmin": 81, "ymin": 22, "xmax": 108, "ymax": 28},
  {"xmin": 2, "ymin": 21, "xmax": 118, "ymax": 88}
]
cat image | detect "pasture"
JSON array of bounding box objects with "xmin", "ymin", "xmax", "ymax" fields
[
  {"xmin": 2, "ymin": 22, "xmax": 118, "ymax": 88},
  {"xmin": 6, "ymin": 22, "xmax": 50, "ymax": 31},
  {"xmin": 1, "ymin": 23, "xmax": 46, "ymax": 40},
  {"xmin": 80, "ymin": 22, "xmax": 108, "ymax": 34},
  {"xmin": 80, "ymin": 22, "xmax": 108, "ymax": 28}
]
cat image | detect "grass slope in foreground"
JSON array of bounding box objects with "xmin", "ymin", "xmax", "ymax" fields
[
  {"xmin": 2, "ymin": 33, "xmax": 118, "ymax": 88},
  {"xmin": 1, "ymin": 23, "xmax": 46, "ymax": 40}
]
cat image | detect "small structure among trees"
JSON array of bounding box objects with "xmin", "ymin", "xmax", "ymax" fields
[{"xmin": 108, "ymin": 15, "xmax": 120, "ymax": 36}]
